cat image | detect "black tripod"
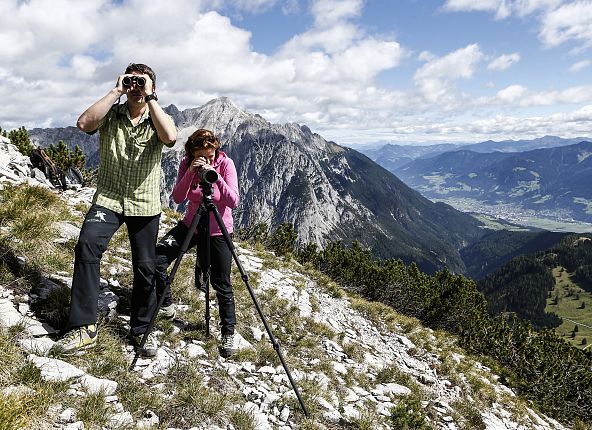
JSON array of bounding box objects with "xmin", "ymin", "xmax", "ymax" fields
[{"xmin": 130, "ymin": 181, "xmax": 309, "ymax": 417}]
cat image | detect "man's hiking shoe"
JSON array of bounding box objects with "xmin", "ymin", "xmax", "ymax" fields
[
  {"xmin": 219, "ymin": 333, "xmax": 237, "ymax": 358},
  {"xmin": 159, "ymin": 304, "xmax": 176, "ymax": 320},
  {"xmin": 133, "ymin": 332, "xmax": 159, "ymax": 357},
  {"xmin": 55, "ymin": 324, "xmax": 97, "ymax": 353}
]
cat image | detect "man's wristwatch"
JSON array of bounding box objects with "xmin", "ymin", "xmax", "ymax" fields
[{"xmin": 145, "ymin": 93, "xmax": 158, "ymax": 102}]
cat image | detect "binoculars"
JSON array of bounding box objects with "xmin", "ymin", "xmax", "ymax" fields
[{"xmin": 122, "ymin": 76, "xmax": 146, "ymax": 87}]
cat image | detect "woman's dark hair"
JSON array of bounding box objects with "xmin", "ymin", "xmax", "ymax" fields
[
  {"xmin": 125, "ymin": 63, "xmax": 156, "ymax": 86},
  {"xmin": 185, "ymin": 129, "xmax": 221, "ymax": 166}
]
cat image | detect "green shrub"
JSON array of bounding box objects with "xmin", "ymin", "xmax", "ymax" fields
[
  {"xmin": 5, "ymin": 126, "xmax": 34, "ymax": 156},
  {"xmin": 390, "ymin": 398, "xmax": 433, "ymax": 430},
  {"xmin": 267, "ymin": 223, "xmax": 298, "ymax": 257}
]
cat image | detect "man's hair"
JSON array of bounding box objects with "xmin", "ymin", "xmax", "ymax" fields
[
  {"xmin": 185, "ymin": 129, "xmax": 221, "ymax": 165},
  {"xmin": 125, "ymin": 63, "xmax": 156, "ymax": 86}
]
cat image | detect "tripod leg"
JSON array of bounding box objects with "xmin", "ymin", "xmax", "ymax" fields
[
  {"xmin": 201, "ymin": 213, "xmax": 212, "ymax": 338},
  {"xmin": 208, "ymin": 204, "xmax": 310, "ymax": 417},
  {"xmin": 129, "ymin": 206, "xmax": 205, "ymax": 370},
  {"xmin": 194, "ymin": 255, "xmax": 211, "ymax": 339}
]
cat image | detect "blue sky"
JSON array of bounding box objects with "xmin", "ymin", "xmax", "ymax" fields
[{"xmin": 1, "ymin": 0, "xmax": 591, "ymax": 146}]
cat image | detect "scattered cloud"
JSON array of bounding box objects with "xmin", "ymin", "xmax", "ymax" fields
[
  {"xmin": 385, "ymin": 104, "xmax": 592, "ymax": 143},
  {"xmin": 442, "ymin": 0, "xmax": 512, "ymax": 19},
  {"xmin": 444, "ymin": 0, "xmax": 592, "ymax": 50},
  {"xmin": 0, "ymin": 0, "xmax": 405, "ymax": 133},
  {"xmin": 474, "ymin": 83, "xmax": 592, "ymax": 109},
  {"xmin": 570, "ymin": 59, "xmax": 591, "ymax": 72},
  {"xmin": 487, "ymin": 52, "xmax": 521, "ymax": 71},
  {"xmin": 0, "ymin": 0, "xmax": 590, "ymax": 145},
  {"xmin": 539, "ymin": 1, "xmax": 592, "ymax": 48},
  {"xmin": 413, "ymin": 44, "xmax": 483, "ymax": 107},
  {"xmin": 495, "ymin": 84, "xmax": 527, "ymax": 103},
  {"xmin": 311, "ymin": 0, "xmax": 364, "ymax": 27}
]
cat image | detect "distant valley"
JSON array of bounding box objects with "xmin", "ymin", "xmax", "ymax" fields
[{"xmin": 361, "ymin": 137, "xmax": 592, "ymax": 231}]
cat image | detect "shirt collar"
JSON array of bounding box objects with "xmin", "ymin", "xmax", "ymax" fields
[{"xmin": 116, "ymin": 102, "xmax": 150, "ymax": 124}]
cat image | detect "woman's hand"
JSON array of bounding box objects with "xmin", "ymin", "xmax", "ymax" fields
[{"xmin": 189, "ymin": 156, "xmax": 212, "ymax": 173}]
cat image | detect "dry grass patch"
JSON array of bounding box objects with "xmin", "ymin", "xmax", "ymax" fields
[
  {"xmin": 0, "ymin": 326, "xmax": 71, "ymax": 429},
  {"xmin": 0, "ymin": 184, "xmax": 73, "ymax": 274}
]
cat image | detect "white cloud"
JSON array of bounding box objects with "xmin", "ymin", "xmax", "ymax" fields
[
  {"xmin": 415, "ymin": 44, "xmax": 483, "ymax": 82},
  {"xmin": 311, "ymin": 0, "xmax": 363, "ymax": 27},
  {"xmin": 280, "ymin": 22, "xmax": 362, "ymax": 54},
  {"xmin": 478, "ymin": 83, "xmax": 592, "ymax": 107},
  {"xmin": 539, "ymin": 1, "xmax": 592, "ymax": 48},
  {"xmin": 466, "ymin": 104, "xmax": 592, "ymax": 136},
  {"xmin": 0, "ymin": 0, "xmax": 407, "ymax": 134},
  {"xmin": 444, "ymin": 0, "xmax": 592, "ymax": 50},
  {"xmin": 487, "ymin": 52, "xmax": 521, "ymax": 70},
  {"xmin": 495, "ymin": 84, "xmax": 527, "ymax": 102},
  {"xmin": 413, "ymin": 44, "xmax": 483, "ymax": 107},
  {"xmin": 570, "ymin": 59, "xmax": 591, "ymax": 72},
  {"xmin": 443, "ymin": 0, "xmax": 561, "ymax": 18},
  {"xmin": 443, "ymin": 0, "xmax": 511, "ymax": 19},
  {"xmin": 0, "ymin": 0, "xmax": 589, "ymax": 146},
  {"xmin": 383, "ymin": 104, "xmax": 592, "ymax": 142},
  {"xmin": 512, "ymin": 0, "xmax": 563, "ymax": 16}
]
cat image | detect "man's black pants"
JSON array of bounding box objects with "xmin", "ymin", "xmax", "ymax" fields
[
  {"xmin": 155, "ymin": 221, "xmax": 236, "ymax": 335},
  {"xmin": 69, "ymin": 204, "xmax": 160, "ymax": 336}
]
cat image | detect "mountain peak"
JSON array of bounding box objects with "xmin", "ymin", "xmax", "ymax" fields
[
  {"xmin": 202, "ymin": 97, "xmax": 245, "ymax": 113},
  {"xmin": 169, "ymin": 97, "xmax": 263, "ymax": 143}
]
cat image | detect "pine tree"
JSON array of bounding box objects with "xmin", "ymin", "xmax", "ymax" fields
[
  {"xmin": 7, "ymin": 126, "xmax": 34, "ymax": 156},
  {"xmin": 46, "ymin": 140, "xmax": 86, "ymax": 171}
]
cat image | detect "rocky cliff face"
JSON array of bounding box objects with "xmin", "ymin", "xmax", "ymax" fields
[{"xmin": 28, "ymin": 98, "xmax": 485, "ymax": 273}]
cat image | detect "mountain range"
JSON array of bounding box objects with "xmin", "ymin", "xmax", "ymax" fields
[
  {"xmin": 360, "ymin": 135, "xmax": 592, "ymax": 172},
  {"xmin": 394, "ymin": 141, "xmax": 592, "ymax": 223},
  {"xmin": 28, "ymin": 98, "xmax": 486, "ymax": 274}
]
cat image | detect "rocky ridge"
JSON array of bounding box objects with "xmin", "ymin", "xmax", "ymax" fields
[{"xmin": 0, "ymin": 142, "xmax": 573, "ymax": 429}]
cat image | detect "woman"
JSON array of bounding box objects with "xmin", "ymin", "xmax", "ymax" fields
[{"xmin": 155, "ymin": 128, "xmax": 240, "ymax": 357}]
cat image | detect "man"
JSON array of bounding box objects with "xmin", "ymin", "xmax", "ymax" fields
[{"xmin": 56, "ymin": 63, "xmax": 177, "ymax": 356}]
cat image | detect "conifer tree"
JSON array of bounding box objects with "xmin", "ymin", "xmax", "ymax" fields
[
  {"xmin": 46, "ymin": 140, "xmax": 86, "ymax": 170},
  {"xmin": 6, "ymin": 126, "xmax": 34, "ymax": 156}
]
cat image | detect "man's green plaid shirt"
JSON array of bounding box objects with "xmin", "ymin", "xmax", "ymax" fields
[{"xmin": 91, "ymin": 102, "xmax": 176, "ymax": 216}]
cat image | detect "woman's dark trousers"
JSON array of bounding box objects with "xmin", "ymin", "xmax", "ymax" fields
[{"xmin": 155, "ymin": 221, "xmax": 236, "ymax": 335}]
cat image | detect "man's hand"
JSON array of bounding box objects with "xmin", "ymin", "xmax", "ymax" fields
[
  {"xmin": 116, "ymin": 73, "xmax": 154, "ymax": 97},
  {"xmin": 137, "ymin": 74, "xmax": 154, "ymax": 96},
  {"xmin": 115, "ymin": 74, "xmax": 127, "ymax": 95}
]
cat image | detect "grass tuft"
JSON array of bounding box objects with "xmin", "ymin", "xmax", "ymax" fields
[{"xmin": 77, "ymin": 392, "xmax": 110, "ymax": 428}]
